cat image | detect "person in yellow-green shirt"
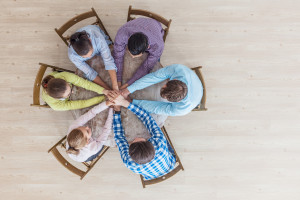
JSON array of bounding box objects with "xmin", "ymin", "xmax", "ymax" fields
[{"xmin": 41, "ymin": 71, "xmax": 109, "ymax": 111}]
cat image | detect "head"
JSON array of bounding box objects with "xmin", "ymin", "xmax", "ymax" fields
[
  {"xmin": 66, "ymin": 127, "xmax": 92, "ymax": 155},
  {"xmin": 129, "ymin": 137, "xmax": 155, "ymax": 164},
  {"xmin": 42, "ymin": 75, "xmax": 71, "ymax": 99},
  {"xmin": 160, "ymin": 80, "xmax": 188, "ymax": 102},
  {"xmin": 128, "ymin": 32, "xmax": 148, "ymax": 58},
  {"xmin": 70, "ymin": 31, "xmax": 93, "ymax": 57}
]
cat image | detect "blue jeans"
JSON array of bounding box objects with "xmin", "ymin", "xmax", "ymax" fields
[{"xmin": 85, "ymin": 146, "xmax": 104, "ymax": 162}]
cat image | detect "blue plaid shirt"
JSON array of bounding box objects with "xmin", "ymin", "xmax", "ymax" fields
[
  {"xmin": 113, "ymin": 103, "xmax": 176, "ymax": 180},
  {"xmin": 68, "ymin": 25, "xmax": 116, "ymax": 81}
]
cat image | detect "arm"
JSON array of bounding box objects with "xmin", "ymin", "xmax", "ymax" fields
[
  {"xmin": 108, "ymin": 70, "xmax": 119, "ymax": 90},
  {"xmin": 68, "ymin": 50, "xmax": 98, "ymax": 82},
  {"xmin": 68, "ymin": 101, "xmax": 109, "ymax": 131},
  {"xmin": 113, "ymin": 28, "xmax": 128, "ymax": 83},
  {"xmin": 51, "ymin": 96, "xmax": 105, "ymax": 111},
  {"xmin": 96, "ymin": 108, "xmax": 113, "ymax": 142},
  {"xmin": 132, "ymin": 99, "xmax": 184, "ymax": 116},
  {"xmin": 127, "ymin": 65, "xmax": 173, "ymax": 94},
  {"xmin": 59, "ymin": 72, "xmax": 104, "ymax": 94},
  {"xmin": 127, "ymin": 103, "xmax": 164, "ymax": 140},
  {"xmin": 68, "ymin": 50, "xmax": 110, "ymax": 89},
  {"xmin": 93, "ymin": 76, "xmax": 111, "ymax": 90},
  {"xmin": 113, "ymin": 113, "xmax": 130, "ymax": 163}
]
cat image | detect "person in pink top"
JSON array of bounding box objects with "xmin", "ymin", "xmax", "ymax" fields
[{"xmin": 66, "ymin": 101, "xmax": 113, "ymax": 162}]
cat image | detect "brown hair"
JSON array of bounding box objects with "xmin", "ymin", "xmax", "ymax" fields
[
  {"xmin": 42, "ymin": 75, "xmax": 68, "ymax": 99},
  {"xmin": 66, "ymin": 129, "xmax": 87, "ymax": 155},
  {"xmin": 129, "ymin": 141, "xmax": 155, "ymax": 164},
  {"xmin": 160, "ymin": 80, "xmax": 188, "ymax": 102},
  {"xmin": 70, "ymin": 31, "xmax": 92, "ymax": 56}
]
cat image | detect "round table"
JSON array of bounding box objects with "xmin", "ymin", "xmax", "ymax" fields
[{"xmin": 70, "ymin": 49, "xmax": 167, "ymax": 147}]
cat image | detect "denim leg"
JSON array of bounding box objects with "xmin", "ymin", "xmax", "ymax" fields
[{"xmin": 85, "ymin": 146, "xmax": 104, "ymax": 162}]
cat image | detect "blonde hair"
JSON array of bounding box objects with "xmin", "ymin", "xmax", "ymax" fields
[{"xmin": 66, "ymin": 129, "xmax": 87, "ymax": 155}]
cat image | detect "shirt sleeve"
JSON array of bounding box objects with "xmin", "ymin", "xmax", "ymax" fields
[
  {"xmin": 132, "ymin": 99, "xmax": 184, "ymax": 116},
  {"xmin": 113, "ymin": 113, "xmax": 130, "ymax": 164},
  {"xmin": 127, "ymin": 103, "xmax": 164, "ymax": 141},
  {"xmin": 113, "ymin": 28, "xmax": 128, "ymax": 82},
  {"xmin": 68, "ymin": 48, "xmax": 98, "ymax": 81},
  {"xmin": 127, "ymin": 65, "xmax": 173, "ymax": 94},
  {"xmin": 68, "ymin": 101, "xmax": 108, "ymax": 131},
  {"xmin": 96, "ymin": 108, "xmax": 113, "ymax": 142},
  {"xmin": 93, "ymin": 31, "xmax": 117, "ymax": 71},
  {"xmin": 126, "ymin": 43, "xmax": 163, "ymax": 86},
  {"xmin": 60, "ymin": 72, "xmax": 104, "ymax": 94},
  {"xmin": 48, "ymin": 96, "xmax": 105, "ymax": 111}
]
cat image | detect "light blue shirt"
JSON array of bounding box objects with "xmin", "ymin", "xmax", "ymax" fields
[
  {"xmin": 127, "ymin": 64, "xmax": 203, "ymax": 116},
  {"xmin": 68, "ymin": 25, "xmax": 116, "ymax": 81}
]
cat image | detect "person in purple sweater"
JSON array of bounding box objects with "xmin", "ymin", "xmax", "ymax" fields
[{"xmin": 113, "ymin": 18, "xmax": 165, "ymax": 90}]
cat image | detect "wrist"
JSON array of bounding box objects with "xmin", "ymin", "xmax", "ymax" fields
[{"xmin": 121, "ymin": 100, "xmax": 130, "ymax": 108}]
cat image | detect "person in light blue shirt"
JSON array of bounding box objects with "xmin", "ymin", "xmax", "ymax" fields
[
  {"xmin": 68, "ymin": 25, "xmax": 118, "ymax": 90},
  {"xmin": 121, "ymin": 64, "xmax": 203, "ymax": 116}
]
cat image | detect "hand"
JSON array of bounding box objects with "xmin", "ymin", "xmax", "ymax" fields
[
  {"xmin": 120, "ymin": 83, "xmax": 128, "ymax": 90},
  {"xmin": 105, "ymin": 99, "xmax": 114, "ymax": 106},
  {"xmin": 103, "ymin": 89, "xmax": 110, "ymax": 96},
  {"xmin": 114, "ymin": 105, "xmax": 121, "ymax": 112},
  {"xmin": 106, "ymin": 90, "xmax": 120, "ymax": 101},
  {"xmin": 108, "ymin": 91, "xmax": 129, "ymax": 107},
  {"xmin": 120, "ymin": 88, "xmax": 130, "ymax": 98}
]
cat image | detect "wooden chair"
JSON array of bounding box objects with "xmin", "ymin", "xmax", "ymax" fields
[
  {"xmin": 31, "ymin": 63, "xmax": 75, "ymax": 108},
  {"xmin": 48, "ymin": 135, "xmax": 110, "ymax": 180},
  {"xmin": 140, "ymin": 126, "xmax": 184, "ymax": 188},
  {"xmin": 127, "ymin": 5, "xmax": 172, "ymax": 42},
  {"xmin": 55, "ymin": 8, "xmax": 113, "ymax": 46},
  {"xmin": 192, "ymin": 66, "xmax": 207, "ymax": 111}
]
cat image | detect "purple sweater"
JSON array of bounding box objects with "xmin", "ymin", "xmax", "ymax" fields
[{"xmin": 113, "ymin": 18, "xmax": 165, "ymax": 85}]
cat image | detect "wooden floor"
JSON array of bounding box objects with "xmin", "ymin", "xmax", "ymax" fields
[{"xmin": 1, "ymin": 0, "xmax": 300, "ymax": 199}]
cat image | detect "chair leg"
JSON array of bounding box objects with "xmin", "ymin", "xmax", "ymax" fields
[{"xmin": 140, "ymin": 175, "xmax": 146, "ymax": 188}]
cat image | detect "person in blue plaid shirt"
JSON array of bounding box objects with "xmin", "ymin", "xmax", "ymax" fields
[{"xmin": 109, "ymin": 91, "xmax": 176, "ymax": 180}]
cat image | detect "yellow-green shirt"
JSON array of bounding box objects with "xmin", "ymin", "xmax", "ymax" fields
[{"xmin": 42, "ymin": 71, "xmax": 105, "ymax": 111}]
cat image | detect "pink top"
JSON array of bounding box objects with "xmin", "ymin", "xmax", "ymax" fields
[{"xmin": 66, "ymin": 102, "xmax": 113, "ymax": 162}]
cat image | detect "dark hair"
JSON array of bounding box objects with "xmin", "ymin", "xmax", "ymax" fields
[
  {"xmin": 160, "ymin": 80, "xmax": 188, "ymax": 102},
  {"xmin": 129, "ymin": 141, "xmax": 155, "ymax": 164},
  {"xmin": 128, "ymin": 32, "xmax": 148, "ymax": 55},
  {"xmin": 42, "ymin": 75, "xmax": 68, "ymax": 99},
  {"xmin": 70, "ymin": 31, "xmax": 93, "ymax": 56}
]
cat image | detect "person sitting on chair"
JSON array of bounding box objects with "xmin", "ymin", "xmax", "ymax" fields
[
  {"xmin": 42, "ymin": 71, "xmax": 109, "ymax": 111},
  {"xmin": 68, "ymin": 25, "xmax": 118, "ymax": 90},
  {"xmin": 113, "ymin": 18, "xmax": 165, "ymax": 90},
  {"xmin": 66, "ymin": 101, "xmax": 113, "ymax": 162},
  {"xmin": 109, "ymin": 91, "xmax": 176, "ymax": 180},
  {"xmin": 120, "ymin": 64, "xmax": 203, "ymax": 116}
]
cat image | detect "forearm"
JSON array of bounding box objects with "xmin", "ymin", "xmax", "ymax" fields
[
  {"xmin": 108, "ymin": 70, "xmax": 119, "ymax": 90},
  {"xmin": 68, "ymin": 100, "xmax": 107, "ymax": 131},
  {"xmin": 93, "ymin": 76, "xmax": 110, "ymax": 90},
  {"xmin": 132, "ymin": 99, "xmax": 177, "ymax": 116},
  {"xmin": 127, "ymin": 103, "xmax": 162, "ymax": 138},
  {"xmin": 96, "ymin": 108, "xmax": 113, "ymax": 142}
]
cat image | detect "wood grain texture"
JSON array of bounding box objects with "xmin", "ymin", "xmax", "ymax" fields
[{"xmin": 1, "ymin": 0, "xmax": 300, "ymax": 199}]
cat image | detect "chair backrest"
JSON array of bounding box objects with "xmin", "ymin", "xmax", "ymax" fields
[
  {"xmin": 140, "ymin": 126, "xmax": 184, "ymax": 188},
  {"xmin": 55, "ymin": 8, "xmax": 113, "ymax": 46},
  {"xmin": 48, "ymin": 135, "xmax": 109, "ymax": 180},
  {"xmin": 31, "ymin": 63, "xmax": 75, "ymax": 108},
  {"xmin": 127, "ymin": 5, "xmax": 172, "ymax": 42},
  {"xmin": 192, "ymin": 66, "xmax": 207, "ymax": 111}
]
